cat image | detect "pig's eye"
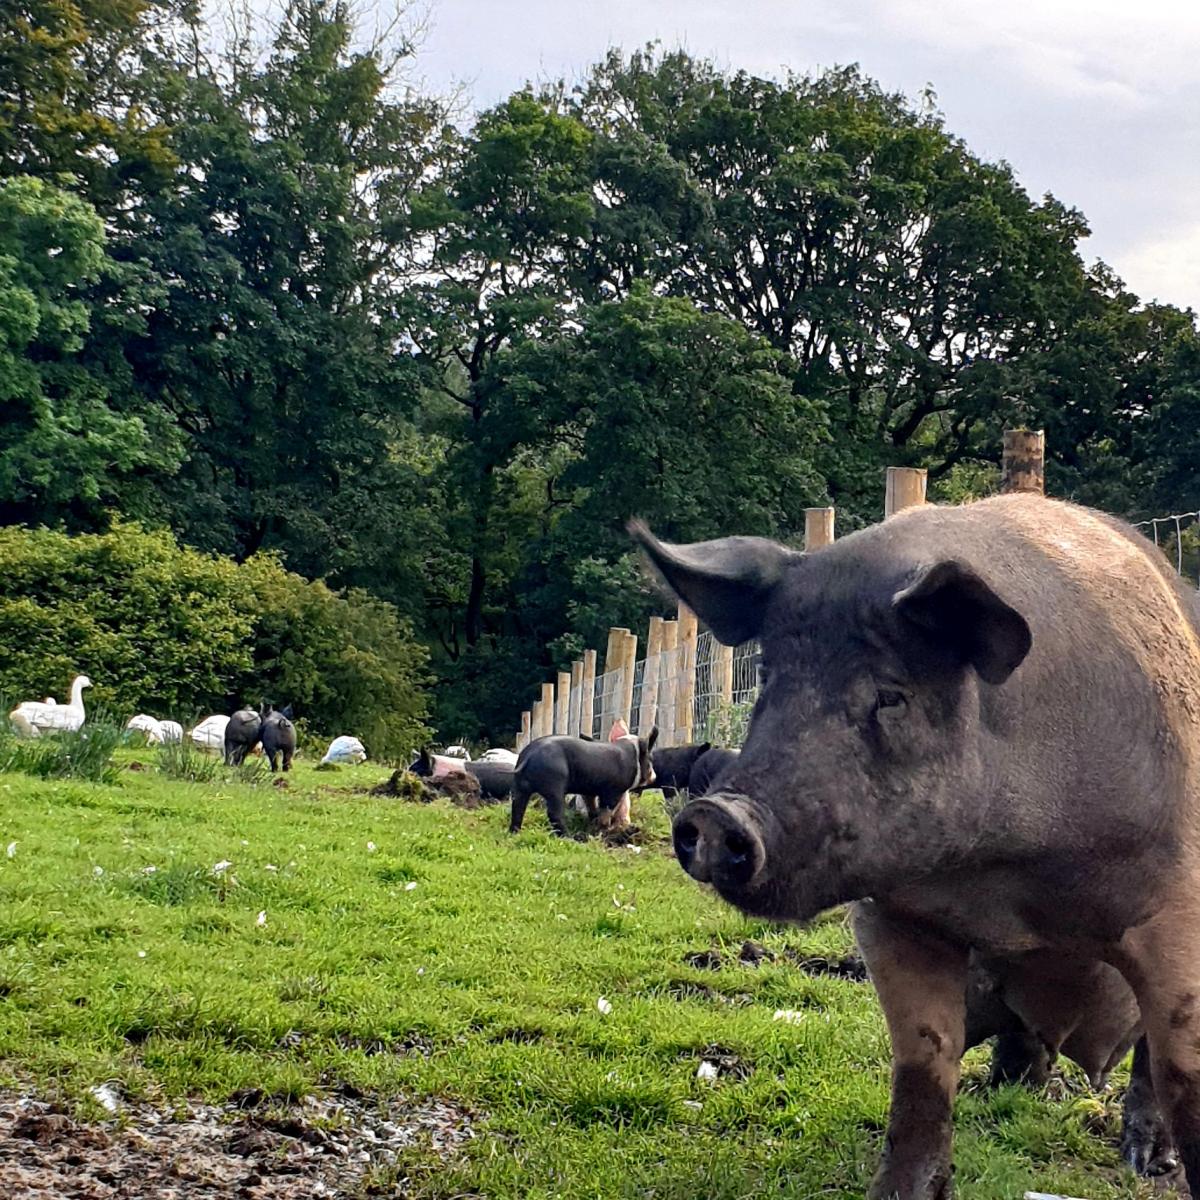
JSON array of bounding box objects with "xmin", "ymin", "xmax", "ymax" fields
[{"xmin": 875, "ymin": 689, "xmax": 908, "ymax": 714}]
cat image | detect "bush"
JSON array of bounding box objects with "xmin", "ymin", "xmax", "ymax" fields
[{"xmin": 0, "ymin": 523, "xmax": 430, "ymax": 759}]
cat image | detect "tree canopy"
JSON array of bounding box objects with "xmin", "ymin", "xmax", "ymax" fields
[{"xmin": 0, "ymin": 10, "xmax": 1195, "ymax": 740}]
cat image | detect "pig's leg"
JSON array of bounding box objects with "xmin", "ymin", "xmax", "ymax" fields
[
  {"xmin": 282, "ymin": 747, "xmax": 293, "ymax": 772},
  {"xmin": 854, "ymin": 901, "xmax": 968, "ymax": 1200},
  {"xmin": 1121, "ymin": 1036, "xmax": 1180, "ymax": 1177},
  {"xmin": 544, "ymin": 789, "xmax": 567, "ymax": 836},
  {"xmin": 611, "ymin": 791, "xmax": 631, "ymax": 827},
  {"xmin": 1117, "ymin": 897, "xmax": 1200, "ymax": 1194},
  {"xmin": 989, "ymin": 1032, "xmax": 1052, "ymax": 1087},
  {"xmin": 509, "ymin": 779, "xmax": 534, "ymax": 833}
]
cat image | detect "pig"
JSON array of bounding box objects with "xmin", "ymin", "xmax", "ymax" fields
[
  {"xmin": 409, "ymin": 748, "xmax": 514, "ymax": 801},
  {"xmin": 224, "ymin": 708, "xmax": 263, "ymax": 766},
  {"xmin": 510, "ymin": 729, "xmax": 658, "ymax": 835},
  {"xmin": 687, "ymin": 746, "xmax": 740, "ymax": 798},
  {"xmin": 630, "ymin": 494, "xmax": 1200, "ymax": 1199},
  {"xmin": 260, "ymin": 704, "xmax": 296, "ymax": 772},
  {"xmin": 644, "ymin": 742, "xmax": 713, "ymax": 796}
]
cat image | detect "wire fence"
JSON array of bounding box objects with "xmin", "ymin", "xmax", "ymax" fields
[
  {"xmin": 1135, "ymin": 510, "xmax": 1200, "ymax": 587},
  {"xmin": 579, "ymin": 633, "xmax": 760, "ymax": 748}
]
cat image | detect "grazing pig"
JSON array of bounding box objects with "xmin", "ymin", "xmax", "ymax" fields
[
  {"xmin": 631, "ymin": 495, "xmax": 1200, "ymax": 1198},
  {"xmin": 464, "ymin": 761, "xmax": 514, "ymax": 801},
  {"xmin": 511, "ymin": 729, "xmax": 658, "ymax": 835},
  {"xmin": 645, "ymin": 742, "xmax": 712, "ymax": 796},
  {"xmin": 687, "ymin": 746, "xmax": 740, "ymax": 798},
  {"xmin": 409, "ymin": 748, "xmax": 512, "ymax": 800},
  {"xmin": 260, "ymin": 704, "xmax": 296, "ymax": 772},
  {"xmin": 224, "ymin": 708, "xmax": 263, "ymax": 766}
]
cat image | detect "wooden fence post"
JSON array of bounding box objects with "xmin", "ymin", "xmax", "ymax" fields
[
  {"xmin": 658, "ymin": 619, "xmax": 678, "ymax": 745},
  {"xmin": 569, "ymin": 660, "xmax": 584, "ymax": 735},
  {"xmin": 580, "ymin": 649, "xmax": 597, "ymax": 740},
  {"xmin": 530, "ymin": 699, "xmax": 544, "ymax": 740},
  {"xmin": 804, "ymin": 506, "xmax": 835, "ymax": 549},
  {"xmin": 638, "ymin": 616, "xmax": 665, "ymax": 736},
  {"xmin": 540, "ymin": 683, "xmax": 555, "ymax": 739},
  {"xmin": 617, "ymin": 630, "xmax": 638, "ymax": 732},
  {"xmin": 1002, "ymin": 428, "xmax": 1045, "ymax": 495},
  {"xmin": 555, "ymin": 670, "xmax": 571, "ymax": 735},
  {"xmin": 520, "ymin": 710, "xmax": 531, "ymax": 750},
  {"xmin": 676, "ymin": 602, "xmax": 698, "ymax": 744},
  {"xmin": 885, "ymin": 467, "xmax": 927, "ymax": 518},
  {"xmin": 715, "ymin": 643, "xmax": 734, "ymax": 707},
  {"xmin": 601, "ymin": 627, "xmax": 628, "ymax": 739}
]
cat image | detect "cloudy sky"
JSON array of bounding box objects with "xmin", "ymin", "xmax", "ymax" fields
[{"xmin": 410, "ymin": 0, "xmax": 1200, "ymax": 313}]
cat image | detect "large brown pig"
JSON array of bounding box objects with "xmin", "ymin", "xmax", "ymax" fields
[{"xmin": 631, "ymin": 495, "xmax": 1200, "ymax": 1198}]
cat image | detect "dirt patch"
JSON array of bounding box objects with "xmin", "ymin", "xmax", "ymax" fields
[
  {"xmin": 786, "ymin": 952, "xmax": 868, "ymax": 982},
  {"xmin": 682, "ymin": 941, "xmax": 775, "ymax": 971},
  {"xmin": 0, "ymin": 1087, "xmax": 472, "ymax": 1198},
  {"xmin": 690, "ymin": 1044, "xmax": 754, "ymax": 1082},
  {"xmin": 368, "ymin": 770, "xmax": 487, "ymax": 810}
]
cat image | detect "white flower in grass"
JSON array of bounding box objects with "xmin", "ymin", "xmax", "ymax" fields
[
  {"xmin": 93, "ymin": 865, "xmax": 104, "ymax": 877},
  {"xmin": 137, "ymin": 950, "xmax": 147, "ymax": 959},
  {"xmin": 366, "ymin": 841, "xmax": 376, "ymax": 853},
  {"xmin": 265, "ymin": 864, "xmax": 278, "ymax": 872},
  {"xmin": 596, "ymin": 996, "xmax": 613, "ymax": 1015},
  {"xmin": 256, "ymin": 911, "xmax": 267, "ymax": 927},
  {"xmin": 773, "ymin": 1010, "xmax": 804, "ymax": 1024},
  {"xmin": 404, "ymin": 881, "xmax": 417, "ymax": 891},
  {"xmin": 212, "ymin": 860, "xmax": 233, "ymax": 874},
  {"xmin": 6, "ymin": 842, "xmax": 15, "ymax": 858},
  {"xmin": 141, "ymin": 865, "xmax": 157, "ymax": 875}
]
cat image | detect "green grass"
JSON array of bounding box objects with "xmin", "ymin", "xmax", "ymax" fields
[{"xmin": 0, "ymin": 750, "xmax": 1153, "ymax": 1198}]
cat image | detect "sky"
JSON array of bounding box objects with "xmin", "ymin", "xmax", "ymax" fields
[{"xmin": 405, "ymin": 0, "xmax": 1200, "ymax": 313}]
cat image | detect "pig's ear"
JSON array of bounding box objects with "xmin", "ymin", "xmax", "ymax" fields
[
  {"xmin": 627, "ymin": 521, "xmax": 797, "ymax": 645},
  {"xmin": 893, "ymin": 560, "xmax": 1032, "ymax": 685}
]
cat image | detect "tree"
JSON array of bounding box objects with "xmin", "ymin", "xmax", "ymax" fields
[
  {"xmin": 0, "ymin": 176, "xmax": 177, "ymax": 527},
  {"xmin": 400, "ymin": 90, "xmax": 598, "ymax": 653},
  {"xmin": 570, "ymin": 51, "xmax": 1109, "ymax": 518},
  {"xmin": 0, "ymin": 0, "xmax": 180, "ymax": 211},
  {"xmin": 125, "ymin": 0, "xmax": 443, "ymax": 607},
  {"xmin": 432, "ymin": 287, "xmax": 828, "ymax": 738}
]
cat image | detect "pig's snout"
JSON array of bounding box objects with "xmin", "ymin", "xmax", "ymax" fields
[{"xmin": 673, "ymin": 795, "xmax": 764, "ymax": 889}]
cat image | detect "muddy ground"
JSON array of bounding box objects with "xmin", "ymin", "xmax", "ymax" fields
[{"xmin": 0, "ymin": 1086, "xmax": 472, "ymax": 1199}]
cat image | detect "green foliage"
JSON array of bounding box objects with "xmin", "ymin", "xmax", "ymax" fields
[
  {"xmin": 0, "ymin": 522, "xmax": 430, "ymax": 758},
  {"xmin": 0, "ymin": 718, "xmax": 123, "ymax": 783},
  {"xmin": 0, "ymin": 177, "xmax": 177, "ymax": 527},
  {"xmin": 699, "ymin": 699, "xmax": 757, "ymax": 750}
]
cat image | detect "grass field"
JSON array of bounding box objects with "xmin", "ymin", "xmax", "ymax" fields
[{"xmin": 0, "ymin": 746, "xmax": 1158, "ymax": 1198}]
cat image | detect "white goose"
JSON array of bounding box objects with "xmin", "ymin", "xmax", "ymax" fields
[{"xmin": 9, "ymin": 675, "xmax": 92, "ymax": 737}]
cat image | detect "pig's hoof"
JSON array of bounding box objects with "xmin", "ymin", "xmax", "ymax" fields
[{"xmin": 1122, "ymin": 1110, "xmax": 1179, "ymax": 1177}]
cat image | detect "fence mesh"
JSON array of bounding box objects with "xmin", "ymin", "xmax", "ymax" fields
[
  {"xmin": 525, "ymin": 633, "xmax": 760, "ymax": 751},
  {"xmin": 1135, "ymin": 511, "xmax": 1200, "ymax": 587}
]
